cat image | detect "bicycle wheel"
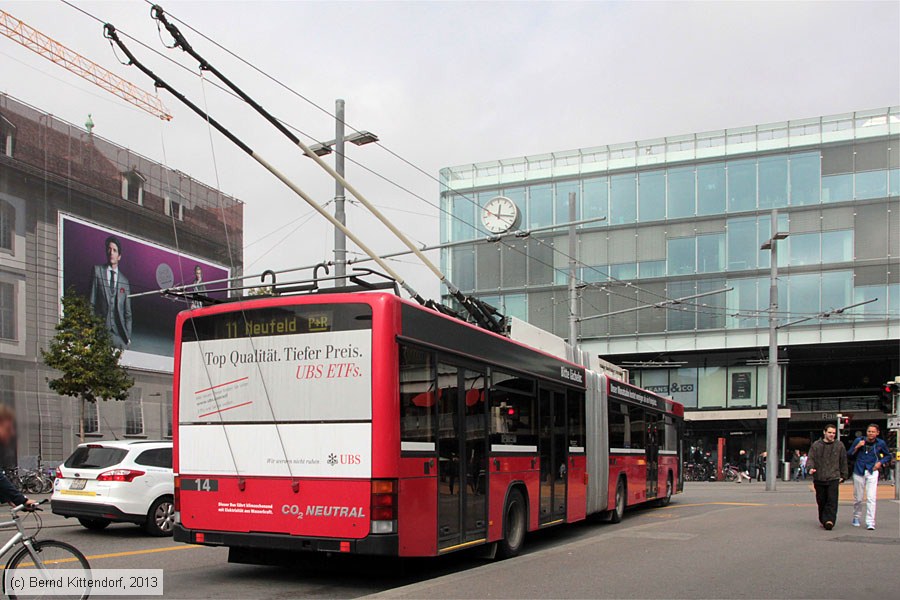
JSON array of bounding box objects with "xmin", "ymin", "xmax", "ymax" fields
[
  {"xmin": 3, "ymin": 540, "xmax": 91, "ymax": 600},
  {"xmin": 41, "ymin": 476, "xmax": 54, "ymax": 494}
]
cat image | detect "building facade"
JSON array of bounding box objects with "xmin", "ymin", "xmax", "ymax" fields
[
  {"xmin": 440, "ymin": 108, "xmax": 899, "ymax": 463},
  {"xmin": 0, "ymin": 94, "xmax": 244, "ymax": 467}
]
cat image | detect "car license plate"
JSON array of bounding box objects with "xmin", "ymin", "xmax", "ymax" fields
[{"xmin": 70, "ymin": 479, "xmax": 87, "ymax": 490}]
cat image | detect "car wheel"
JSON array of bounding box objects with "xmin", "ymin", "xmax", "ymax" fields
[
  {"xmin": 78, "ymin": 517, "xmax": 111, "ymax": 530},
  {"xmin": 496, "ymin": 488, "xmax": 527, "ymax": 559},
  {"xmin": 145, "ymin": 496, "xmax": 175, "ymax": 537}
]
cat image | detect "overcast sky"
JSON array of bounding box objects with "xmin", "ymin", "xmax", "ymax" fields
[{"xmin": 3, "ymin": 1, "xmax": 899, "ymax": 299}]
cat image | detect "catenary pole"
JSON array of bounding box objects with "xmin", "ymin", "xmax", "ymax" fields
[
  {"xmin": 567, "ymin": 192, "xmax": 578, "ymax": 349},
  {"xmin": 334, "ymin": 99, "xmax": 347, "ymax": 284},
  {"xmin": 765, "ymin": 208, "xmax": 781, "ymax": 492}
]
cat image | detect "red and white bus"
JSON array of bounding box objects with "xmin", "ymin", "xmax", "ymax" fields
[{"xmin": 172, "ymin": 291, "xmax": 683, "ymax": 562}]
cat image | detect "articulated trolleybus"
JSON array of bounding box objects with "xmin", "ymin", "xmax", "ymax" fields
[{"xmin": 173, "ymin": 290, "xmax": 683, "ymax": 562}]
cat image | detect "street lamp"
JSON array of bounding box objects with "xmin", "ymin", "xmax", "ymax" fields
[
  {"xmin": 760, "ymin": 208, "xmax": 789, "ymax": 491},
  {"xmin": 306, "ymin": 100, "xmax": 379, "ymax": 282}
]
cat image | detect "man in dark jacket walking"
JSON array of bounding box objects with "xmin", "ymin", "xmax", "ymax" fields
[
  {"xmin": 0, "ymin": 406, "xmax": 34, "ymax": 508},
  {"xmin": 806, "ymin": 424, "xmax": 848, "ymax": 530}
]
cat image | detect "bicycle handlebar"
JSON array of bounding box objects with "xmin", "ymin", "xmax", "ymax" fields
[{"xmin": 12, "ymin": 499, "xmax": 48, "ymax": 514}]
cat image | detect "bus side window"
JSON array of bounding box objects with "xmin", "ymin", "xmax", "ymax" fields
[
  {"xmin": 399, "ymin": 346, "xmax": 435, "ymax": 445},
  {"xmin": 609, "ymin": 401, "xmax": 627, "ymax": 449},
  {"xmin": 566, "ymin": 390, "xmax": 585, "ymax": 451},
  {"xmin": 489, "ymin": 371, "xmax": 537, "ymax": 448}
]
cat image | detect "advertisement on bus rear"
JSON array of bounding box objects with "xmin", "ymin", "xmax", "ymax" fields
[{"xmin": 178, "ymin": 326, "xmax": 373, "ymax": 479}]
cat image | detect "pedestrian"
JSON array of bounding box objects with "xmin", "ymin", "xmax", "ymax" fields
[
  {"xmin": 806, "ymin": 424, "xmax": 848, "ymax": 530},
  {"xmin": 0, "ymin": 406, "xmax": 36, "ymax": 509},
  {"xmin": 800, "ymin": 453, "xmax": 808, "ymax": 480},
  {"xmin": 737, "ymin": 449, "xmax": 752, "ymax": 483},
  {"xmin": 790, "ymin": 449, "xmax": 801, "ymax": 481},
  {"xmin": 756, "ymin": 451, "xmax": 767, "ymax": 482},
  {"xmin": 847, "ymin": 424, "xmax": 891, "ymax": 530}
]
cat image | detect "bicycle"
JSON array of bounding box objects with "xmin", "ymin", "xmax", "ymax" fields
[
  {"xmin": 0, "ymin": 500, "xmax": 91, "ymax": 599},
  {"xmin": 722, "ymin": 463, "xmax": 739, "ymax": 482}
]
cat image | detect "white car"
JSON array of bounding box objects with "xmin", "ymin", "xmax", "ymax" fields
[{"xmin": 51, "ymin": 440, "xmax": 174, "ymax": 536}]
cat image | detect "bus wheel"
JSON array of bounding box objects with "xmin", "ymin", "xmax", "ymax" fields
[
  {"xmin": 658, "ymin": 474, "xmax": 673, "ymax": 507},
  {"xmin": 609, "ymin": 478, "xmax": 626, "ymax": 523},
  {"xmin": 497, "ymin": 488, "xmax": 527, "ymax": 559}
]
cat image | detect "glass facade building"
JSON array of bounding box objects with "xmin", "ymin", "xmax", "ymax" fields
[{"xmin": 439, "ymin": 108, "xmax": 900, "ymax": 460}]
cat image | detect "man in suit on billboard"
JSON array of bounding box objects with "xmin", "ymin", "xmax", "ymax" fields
[{"xmin": 89, "ymin": 235, "xmax": 132, "ymax": 349}]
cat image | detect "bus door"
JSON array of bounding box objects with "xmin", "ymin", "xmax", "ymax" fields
[
  {"xmin": 436, "ymin": 363, "xmax": 487, "ymax": 551},
  {"xmin": 538, "ymin": 386, "xmax": 567, "ymax": 525},
  {"xmin": 645, "ymin": 412, "xmax": 660, "ymax": 499}
]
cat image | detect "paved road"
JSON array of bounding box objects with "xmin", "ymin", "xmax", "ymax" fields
[{"xmin": 20, "ymin": 482, "xmax": 900, "ymax": 598}]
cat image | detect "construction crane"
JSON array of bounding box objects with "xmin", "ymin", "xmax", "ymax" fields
[{"xmin": 0, "ymin": 8, "xmax": 172, "ymax": 120}]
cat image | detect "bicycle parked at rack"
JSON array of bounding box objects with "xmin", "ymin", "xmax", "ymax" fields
[
  {"xmin": 0, "ymin": 500, "xmax": 91, "ymax": 600},
  {"xmin": 2, "ymin": 468, "xmax": 56, "ymax": 495}
]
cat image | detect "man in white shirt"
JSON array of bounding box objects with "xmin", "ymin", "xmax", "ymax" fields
[{"xmin": 89, "ymin": 236, "xmax": 132, "ymax": 349}]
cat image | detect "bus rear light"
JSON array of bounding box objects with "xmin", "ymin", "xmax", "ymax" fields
[
  {"xmin": 370, "ymin": 479, "xmax": 397, "ymax": 533},
  {"xmin": 339, "ymin": 541, "xmax": 350, "ymax": 553},
  {"xmin": 195, "ymin": 532, "xmax": 205, "ymax": 543},
  {"xmin": 173, "ymin": 477, "xmax": 181, "ymax": 511},
  {"xmin": 97, "ymin": 469, "xmax": 144, "ymax": 482}
]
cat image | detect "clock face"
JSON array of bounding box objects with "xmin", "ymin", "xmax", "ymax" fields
[{"xmin": 481, "ymin": 196, "xmax": 520, "ymax": 234}]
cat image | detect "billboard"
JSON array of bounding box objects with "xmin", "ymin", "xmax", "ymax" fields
[{"xmin": 59, "ymin": 214, "xmax": 230, "ymax": 372}]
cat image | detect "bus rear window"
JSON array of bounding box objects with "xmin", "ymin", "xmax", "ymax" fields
[
  {"xmin": 181, "ymin": 304, "xmax": 372, "ymax": 342},
  {"xmin": 64, "ymin": 447, "xmax": 127, "ymax": 469}
]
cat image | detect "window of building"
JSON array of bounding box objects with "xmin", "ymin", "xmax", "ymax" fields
[
  {"xmin": 125, "ymin": 388, "xmax": 144, "ymax": 436},
  {"xmin": 121, "ymin": 170, "xmax": 146, "ymax": 205},
  {"xmin": 697, "ymin": 233, "xmax": 725, "ymax": 273},
  {"xmin": 697, "ymin": 163, "xmax": 726, "ymax": 215},
  {"xmin": 504, "ymin": 187, "xmax": 527, "ymax": 226},
  {"xmin": 475, "ymin": 243, "xmax": 500, "ymax": 290},
  {"xmin": 503, "ymin": 294, "xmax": 528, "ymax": 321},
  {"xmin": 84, "ymin": 402, "xmax": 99, "ymax": 435},
  {"xmin": 399, "ymin": 346, "xmax": 434, "ymax": 446},
  {"xmin": 822, "ymin": 174, "xmax": 853, "ymax": 203},
  {"xmin": 451, "ymin": 246, "xmax": 475, "ymax": 292},
  {"xmin": 0, "ymin": 375, "xmax": 13, "ymax": 409},
  {"xmin": 610, "ymin": 174, "xmax": 636, "ymax": 225},
  {"xmin": 0, "ymin": 200, "xmax": 14, "ymax": 252},
  {"xmin": 788, "ymin": 272, "xmax": 820, "ymax": 314},
  {"xmin": 697, "ymin": 366, "xmax": 726, "ymax": 408},
  {"xmin": 821, "ymin": 230, "xmax": 853, "ymax": 263},
  {"xmin": 582, "ymin": 178, "xmax": 608, "ymax": 224},
  {"xmin": 555, "ymin": 181, "xmax": 580, "ymax": 225},
  {"xmin": 165, "ymin": 196, "xmax": 184, "ymax": 221},
  {"xmin": 638, "ymin": 260, "xmax": 666, "ymax": 279},
  {"xmin": 610, "ymin": 262, "xmax": 637, "ymax": 280},
  {"xmin": 667, "ymin": 237, "xmax": 695, "ymax": 275},
  {"xmin": 0, "ymin": 282, "xmax": 15, "ymax": 341},
  {"xmin": 758, "ymin": 155, "xmax": 788, "ymax": 208},
  {"xmin": 697, "ymin": 279, "xmax": 726, "ymax": 330},
  {"xmin": 666, "ymin": 280, "xmax": 696, "ymax": 331},
  {"xmin": 789, "ymin": 232, "xmax": 820, "ymax": 266},
  {"xmin": 490, "ymin": 371, "xmax": 537, "ymax": 448},
  {"xmin": 789, "ymin": 152, "xmax": 821, "ymax": 205},
  {"xmin": 854, "ymin": 284, "xmax": 888, "ymax": 315},
  {"xmin": 727, "ymin": 278, "xmax": 759, "ymax": 329},
  {"xmin": 164, "ymin": 392, "xmax": 173, "ymax": 438},
  {"xmin": 889, "ymin": 169, "xmax": 900, "ymax": 197},
  {"xmin": 451, "ymin": 195, "xmax": 476, "ymax": 241},
  {"xmin": 0, "ymin": 116, "xmax": 14, "ymax": 157},
  {"xmin": 638, "ymin": 170, "xmax": 666, "ymax": 222},
  {"xmin": 821, "ymin": 270, "xmax": 852, "ymax": 311},
  {"xmin": 727, "ymin": 159, "xmax": 757, "ymax": 212},
  {"xmin": 667, "ymin": 167, "xmax": 695, "ymax": 218},
  {"xmin": 727, "ymin": 217, "xmax": 757, "ymax": 271},
  {"xmin": 669, "ymin": 368, "xmax": 698, "ymax": 408},
  {"xmin": 528, "ymin": 185, "xmax": 553, "ymax": 229},
  {"xmin": 855, "ymin": 170, "xmax": 888, "ymax": 200}
]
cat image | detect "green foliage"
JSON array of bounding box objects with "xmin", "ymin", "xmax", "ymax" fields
[{"xmin": 42, "ymin": 291, "xmax": 134, "ymax": 405}]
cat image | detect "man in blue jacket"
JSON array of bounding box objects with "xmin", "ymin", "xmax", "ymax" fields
[{"xmin": 847, "ymin": 424, "xmax": 891, "ymax": 530}]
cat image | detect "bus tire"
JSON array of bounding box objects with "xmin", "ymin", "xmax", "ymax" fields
[
  {"xmin": 497, "ymin": 488, "xmax": 527, "ymax": 559},
  {"xmin": 608, "ymin": 477, "xmax": 626, "ymax": 524},
  {"xmin": 657, "ymin": 473, "xmax": 673, "ymax": 507}
]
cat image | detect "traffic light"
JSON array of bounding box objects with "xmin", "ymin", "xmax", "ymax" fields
[
  {"xmin": 841, "ymin": 415, "xmax": 851, "ymax": 429},
  {"xmin": 880, "ymin": 382, "xmax": 899, "ymax": 414}
]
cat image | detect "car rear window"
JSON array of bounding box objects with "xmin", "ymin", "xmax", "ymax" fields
[{"xmin": 64, "ymin": 447, "xmax": 128, "ymax": 469}]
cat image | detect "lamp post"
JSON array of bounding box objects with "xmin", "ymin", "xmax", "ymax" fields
[
  {"xmin": 307, "ymin": 99, "xmax": 379, "ymax": 284},
  {"xmin": 760, "ymin": 208, "xmax": 789, "ymax": 491}
]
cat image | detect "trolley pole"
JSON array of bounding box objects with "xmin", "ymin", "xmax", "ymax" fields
[
  {"xmin": 334, "ymin": 98, "xmax": 347, "ymax": 285},
  {"xmin": 567, "ymin": 191, "xmax": 579, "ymax": 350}
]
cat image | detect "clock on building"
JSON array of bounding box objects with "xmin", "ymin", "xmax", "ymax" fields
[{"xmin": 481, "ymin": 196, "xmax": 521, "ymax": 234}]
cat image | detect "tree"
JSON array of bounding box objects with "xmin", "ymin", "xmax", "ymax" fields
[{"xmin": 42, "ymin": 291, "xmax": 134, "ymax": 442}]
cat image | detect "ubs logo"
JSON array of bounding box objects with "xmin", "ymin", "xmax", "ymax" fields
[{"xmin": 327, "ymin": 453, "xmax": 362, "ymax": 467}]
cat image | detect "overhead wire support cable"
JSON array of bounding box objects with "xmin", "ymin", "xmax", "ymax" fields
[
  {"xmin": 148, "ymin": 4, "xmax": 503, "ymax": 333},
  {"xmin": 102, "ymin": 22, "xmax": 427, "ymax": 308}
]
